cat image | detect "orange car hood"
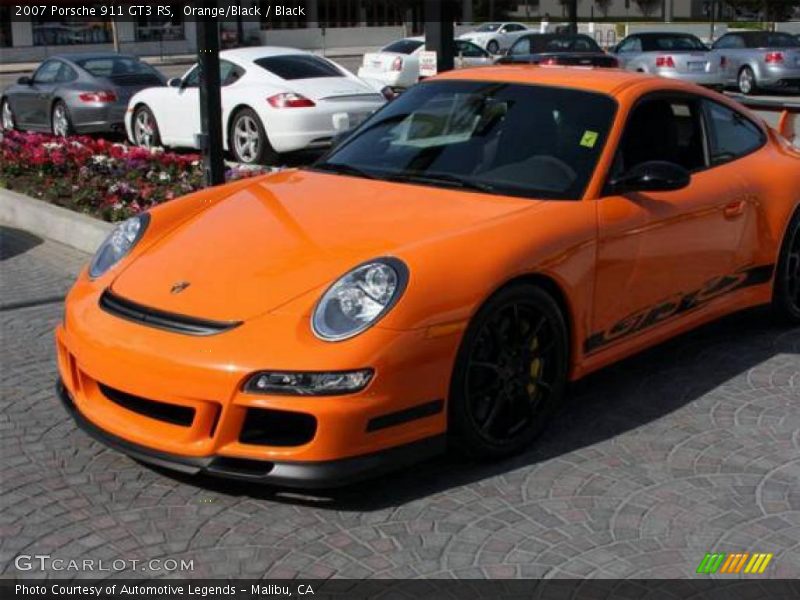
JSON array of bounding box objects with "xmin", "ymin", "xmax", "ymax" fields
[{"xmin": 111, "ymin": 169, "xmax": 534, "ymax": 321}]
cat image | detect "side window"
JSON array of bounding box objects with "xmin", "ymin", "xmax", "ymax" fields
[
  {"xmin": 33, "ymin": 60, "xmax": 62, "ymax": 84},
  {"xmin": 220, "ymin": 60, "xmax": 244, "ymax": 86},
  {"xmin": 572, "ymin": 38, "xmax": 595, "ymax": 51},
  {"xmin": 715, "ymin": 35, "xmax": 744, "ymax": 49},
  {"xmin": 510, "ymin": 37, "xmax": 530, "ymax": 55},
  {"xmin": 183, "ymin": 62, "xmax": 243, "ymax": 87},
  {"xmin": 182, "ymin": 65, "xmax": 199, "ymax": 87},
  {"xmin": 618, "ymin": 37, "xmax": 642, "ymax": 53},
  {"xmin": 57, "ymin": 64, "xmax": 77, "ymax": 83},
  {"xmin": 456, "ymin": 41, "xmax": 488, "ymax": 58},
  {"xmin": 544, "ymin": 38, "xmax": 571, "ymax": 51},
  {"xmin": 616, "ymin": 97, "xmax": 707, "ymax": 176},
  {"xmin": 713, "ymin": 35, "xmax": 731, "ymax": 49},
  {"xmin": 702, "ymin": 100, "xmax": 764, "ymax": 165}
]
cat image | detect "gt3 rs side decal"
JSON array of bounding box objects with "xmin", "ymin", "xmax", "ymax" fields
[{"xmin": 584, "ymin": 265, "xmax": 774, "ymax": 355}]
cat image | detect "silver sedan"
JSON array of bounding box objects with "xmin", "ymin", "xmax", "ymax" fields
[
  {"xmin": 711, "ymin": 31, "xmax": 800, "ymax": 95},
  {"xmin": 1, "ymin": 53, "xmax": 165, "ymax": 136},
  {"xmin": 612, "ymin": 32, "xmax": 724, "ymax": 90}
]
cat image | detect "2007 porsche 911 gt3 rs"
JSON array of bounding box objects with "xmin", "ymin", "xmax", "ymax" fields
[{"xmin": 57, "ymin": 66, "xmax": 800, "ymax": 488}]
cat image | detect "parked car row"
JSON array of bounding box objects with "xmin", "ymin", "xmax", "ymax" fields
[
  {"xmin": 1, "ymin": 48, "xmax": 388, "ymax": 165},
  {"xmin": 361, "ymin": 27, "xmax": 800, "ymax": 95},
  {"xmin": 2, "ymin": 27, "xmax": 798, "ymax": 165}
]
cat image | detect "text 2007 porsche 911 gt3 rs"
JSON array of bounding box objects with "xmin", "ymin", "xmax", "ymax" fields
[{"xmin": 56, "ymin": 66, "xmax": 800, "ymax": 488}]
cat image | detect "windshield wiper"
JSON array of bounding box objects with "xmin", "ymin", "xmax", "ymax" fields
[
  {"xmin": 386, "ymin": 171, "xmax": 496, "ymax": 194},
  {"xmin": 311, "ymin": 162, "xmax": 377, "ymax": 180}
]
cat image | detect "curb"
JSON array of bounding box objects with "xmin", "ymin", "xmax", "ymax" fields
[{"xmin": 0, "ymin": 188, "xmax": 112, "ymax": 254}]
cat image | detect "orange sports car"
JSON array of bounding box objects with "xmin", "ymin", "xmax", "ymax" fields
[{"xmin": 56, "ymin": 67, "xmax": 800, "ymax": 488}]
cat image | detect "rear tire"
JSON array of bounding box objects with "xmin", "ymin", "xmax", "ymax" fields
[
  {"xmin": 132, "ymin": 105, "xmax": 162, "ymax": 148},
  {"xmin": 738, "ymin": 66, "xmax": 758, "ymax": 95},
  {"xmin": 486, "ymin": 40, "xmax": 500, "ymax": 55},
  {"xmin": 1, "ymin": 99, "xmax": 15, "ymax": 131},
  {"xmin": 772, "ymin": 210, "xmax": 800, "ymax": 324},
  {"xmin": 448, "ymin": 283, "xmax": 569, "ymax": 459},
  {"xmin": 229, "ymin": 108, "xmax": 276, "ymax": 165},
  {"xmin": 51, "ymin": 101, "xmax": 73, "ymax": 137}
]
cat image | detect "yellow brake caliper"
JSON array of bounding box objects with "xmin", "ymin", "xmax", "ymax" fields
[{"xmin": 527, "ymin": 336, "xmax": 543, "ymax": 399}]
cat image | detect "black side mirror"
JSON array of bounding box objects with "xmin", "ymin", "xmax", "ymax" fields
[
  {"xmin": 167, "ymin": 77, "xmax": 182, "ymax": 88},
  {"xmin": 609, "ymin": 161, "xmax": 690, "ymax": 194},
  {"xmin": 17, "ymin": 76, "xmax": 32, "ymax": 85}
]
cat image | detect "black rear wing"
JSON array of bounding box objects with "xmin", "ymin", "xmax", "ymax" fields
[{"xmin": 729, "ymin": 94, "xmax": 800, "ymax": 146}]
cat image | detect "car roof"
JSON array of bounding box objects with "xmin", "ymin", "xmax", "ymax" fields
[
  {"xmin": 220, "ymin": 46, "xmax": 310, "ymax": 63},
  {"xmin": 629, "ymin": 32, "xmax": 702, "ymax": 39},
  {"xmin": 432, "ymin": 65, "xmax": 660, "ymax": 96},
  {"xmin": 50, "ymin": 52, "xmax": 139, "ymax": 62},
  {"xmin": 520, "ymin": 33, "xmax": 593, "ymax": 40}
]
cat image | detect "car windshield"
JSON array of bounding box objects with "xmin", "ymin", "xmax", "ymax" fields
[
  {"xmin": 313, "ymin": 81, "xmax": 617, "ymax": 200},
  {"xmin": 744, "ymin": 32, "xmax": 800, "ymax": 48},
  {"xmin": 642, "ymin": 34, "xmax": 707, "ymax": 51},
  {"xmin": 254, "ymin": 55, "xmax": 342, "ymax": 79},
  {"xmin": 75, "ymin": 56, "xmax": 162, "ymax": 80},
  {"xmin": 476, "ymin": 23, "xmax": 502, "ymax": 32},
  {"xmin": 383, "ymin": 39, "xmax": 424, "ymax": 54}
]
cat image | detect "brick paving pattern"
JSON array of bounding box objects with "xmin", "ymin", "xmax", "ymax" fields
[{"xmin": 1, "ymin": 225, "xmax": 799, "ymax": 579}]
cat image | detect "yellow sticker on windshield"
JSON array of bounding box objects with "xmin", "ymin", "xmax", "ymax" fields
[{"xmin": 580, "ymin": 131, "xmax": 599, "ymax": 148}]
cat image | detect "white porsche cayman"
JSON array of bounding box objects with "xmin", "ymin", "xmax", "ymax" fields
[{"xmin": 125, "ymin": 47, "xmax": 386, "ymax": 164}]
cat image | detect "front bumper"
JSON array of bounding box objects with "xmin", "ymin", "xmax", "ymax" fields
[
  {"xmin": 55, "ymin": 278, "xmax": 459, "ymax": 486},
  {"xmin": 57, "ymin": 379, "xmax": 445, "ymax": 488}
]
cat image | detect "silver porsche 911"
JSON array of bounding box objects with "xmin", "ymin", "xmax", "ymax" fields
[{"xmin": 1, "ymin": 53, "xmax": 165, "ymax": 137}]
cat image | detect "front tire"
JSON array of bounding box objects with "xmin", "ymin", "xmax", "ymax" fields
[
  {"xmin": 1, "ymin": 99, "xmax": 15, "ymax": 131},
  {"xmin": 486, "ymin": 40, "xmax": 500, "ymax": 55},
  {"xmin": 772, "ymin": 210, "xmax": 800, "ymax": 324},
  {"xmin": 132, "ymin": 105, "xmax": 161, "ymax": 148},
  {"xmin": 448, "ymin": 283, "xmax": 569, "ymax": 459},
  {"xmin": 738, "ymin": 66, "xmax": 758, "ymax": 95},
  {"xmin": 229, "ymin": 108, "xmax": 276, "ymax": 165},
  {"xmin": 51, "ymin": 101, "xmax": 73, "ymax": 137}
]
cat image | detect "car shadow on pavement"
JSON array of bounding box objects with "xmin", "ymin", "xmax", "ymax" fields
[
  {"xmin": 0, "ymin": 226, "xmax": 43, "ymax": 260},
  {"xmin": 158, "ymin": 306, "xmax": 798, "ymax": 510}
]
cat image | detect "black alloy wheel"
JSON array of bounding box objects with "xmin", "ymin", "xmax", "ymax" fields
[
  {"xmin": 773, "ymin": 211, "xmax": 800, "ymax": 323},
  {"xmin": 449, "ymin": 284, "xmax": 569, "ymax": 458}
]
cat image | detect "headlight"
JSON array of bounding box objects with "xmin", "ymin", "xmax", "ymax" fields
[
  {"xmin": 244, "ymin": 369, "xmax": 373, "ymax": 396},
  {"xmin": 312, "ymin": 257, "xmax": 409, "ymax": 341},
  {"xmin": 89, "ymin": 213, "xmax": 150, "ymax": 279}
]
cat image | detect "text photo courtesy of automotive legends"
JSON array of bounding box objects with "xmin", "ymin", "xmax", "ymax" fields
[{"xmin": 1, "ymin": 0, "xmax": 800, "ymax": 595}]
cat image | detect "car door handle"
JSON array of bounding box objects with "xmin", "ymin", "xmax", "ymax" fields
[{"xmin": 723, "ymin": 200, "xmax": 746, "ymax": 219}]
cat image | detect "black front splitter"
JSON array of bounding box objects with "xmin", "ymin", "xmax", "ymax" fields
[{"xmin": 56, "ymin": 380, "xmax": 445, "ymax": 489}]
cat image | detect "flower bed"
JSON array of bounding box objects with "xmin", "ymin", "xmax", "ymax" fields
[{"xmin": 0, "ymin": 131, "xmax": 267, "ymax": 222}]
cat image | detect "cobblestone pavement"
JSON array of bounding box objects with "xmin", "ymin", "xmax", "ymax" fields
[{"xmin": 1, "ymin": 225, "xmax": 799, "ymax": 580}]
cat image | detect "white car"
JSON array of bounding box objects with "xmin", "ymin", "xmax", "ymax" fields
[
  {"xmin": 357, "ymin": 37, "xmax": 494, "ymax": 90},
  {"xmin": 125, "ymin": 47, "xmax": 386, "ymax": 164},
  {"xmin": 458, "ymin": 22, "xmax": 531, "ymax": 55}
]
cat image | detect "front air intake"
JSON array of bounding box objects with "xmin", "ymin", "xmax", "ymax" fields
[{"xmin": 99, "ymin": 289, "xmax": 242, "ymax": 336}]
